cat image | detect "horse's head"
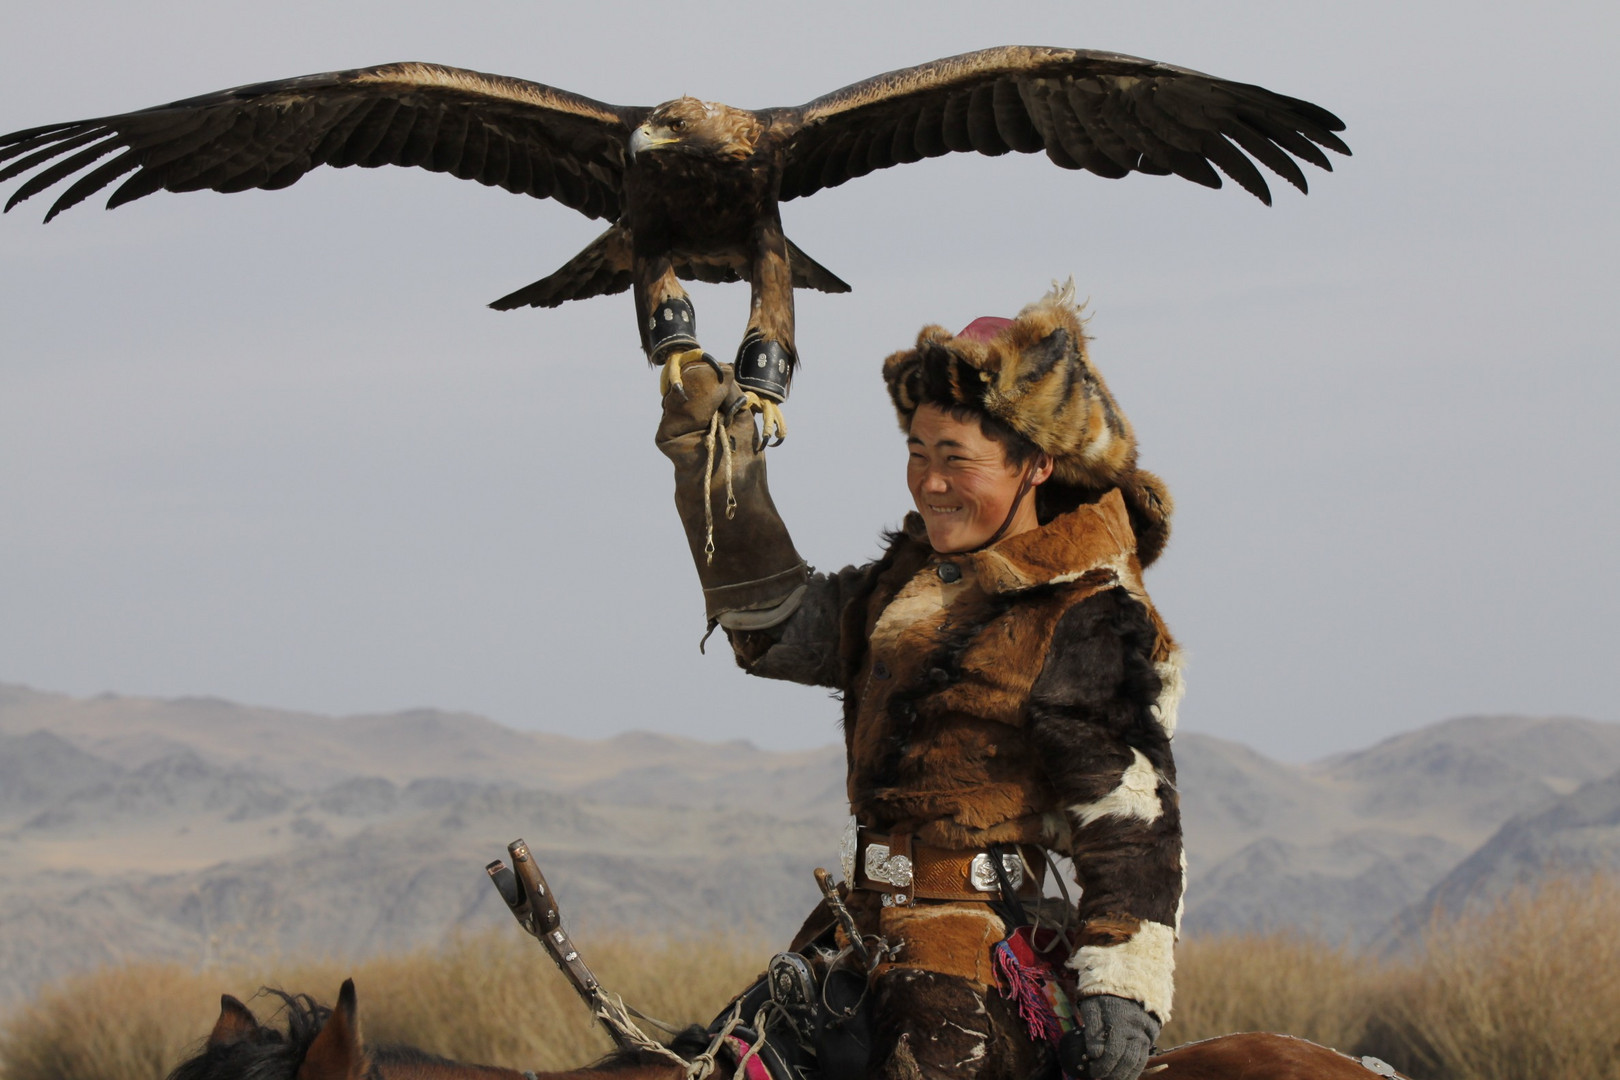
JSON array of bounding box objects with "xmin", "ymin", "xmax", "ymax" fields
[
  {"xmin": 169, "ymin": 980, "xmax": 368, "ymax": 1080},
  {"xmin": 204, "ymin": 993, "xmax": 262, "ymax": 1050},
  {"xmin": 172, "ymin": 977, "xmax": 692, "ymax": 1080},
  {"xmin": 294, "ymin": 980, "xmax": 367, "ymax": 1080}
]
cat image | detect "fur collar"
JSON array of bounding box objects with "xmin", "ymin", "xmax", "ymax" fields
[{"xmin": 896, "ymin": 488, "xmax": 1139, "ymax": 596}]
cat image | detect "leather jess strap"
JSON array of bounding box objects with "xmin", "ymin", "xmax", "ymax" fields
[{"xmin": 853, "ymin": 829, "xmax": 1045, "ymax": 905}]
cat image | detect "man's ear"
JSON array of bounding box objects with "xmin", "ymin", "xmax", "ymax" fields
[{"xmin": 1031, "ymin": 452, "xmax": 1055, "ymax": 485}]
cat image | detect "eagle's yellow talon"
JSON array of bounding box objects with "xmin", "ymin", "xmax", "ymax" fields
[
  {"xmin": 742, "ymin": 392, "xmax": 788, "ymax": 445},
  {"xmin": 658, "ymin": 347, "xmax": 706, "ymax": 397}
]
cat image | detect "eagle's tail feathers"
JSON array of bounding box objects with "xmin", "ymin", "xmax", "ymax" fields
[
  {"xmin": 489, "ymin": 224, "xmax": 633, "ymax": 310},
  {"xmin": 670, "ymin": 256, "xmax": 745, "ymax": 286},
  {"xmin": 785, "ymin": 236, "xmax": 852, "ymax": 294},
  {"xmin": 489, "ymin": 227, "xmax": 849, "ymax": 310}
]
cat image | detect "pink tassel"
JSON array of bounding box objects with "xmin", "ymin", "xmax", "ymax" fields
[{"xmin": 993, "ymin": 933, "xmax": 1065, "ymax": 1043}]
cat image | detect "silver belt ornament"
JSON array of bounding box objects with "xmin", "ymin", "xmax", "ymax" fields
[
  {"xmin": 838, "ymin": 818, "xmax": 1025, "ymax": 892},
  {"xmin": 865, "ymin": 845, "xmax": 914, "ymax": 887},
  {"xmin": 838, "ymin": 818, "xmax": 859, "ymax": 883},
  {"xmin": 969, "ymin": 851, "xmax": 1025, "ymax": 892}
]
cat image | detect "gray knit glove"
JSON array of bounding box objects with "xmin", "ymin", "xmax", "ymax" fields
[{"xmin": 1062, "ymin": 995, "xmax": 1161, "ymax": 1080}]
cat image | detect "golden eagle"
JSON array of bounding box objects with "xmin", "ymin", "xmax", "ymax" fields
[{"xmin": 0, "ymin": 46, "xmax": 1348, "ymax": 436}]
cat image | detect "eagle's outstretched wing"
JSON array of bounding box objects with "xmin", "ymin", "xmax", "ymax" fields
[
  {"xmin": 0, "ymin": 63, "xmax": 644, "ymax": 223},
  {"xmin": 770, "ymin": 46, "xmax": 1349, "ymax": 205}
]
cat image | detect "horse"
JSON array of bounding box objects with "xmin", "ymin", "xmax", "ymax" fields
[
  {"xmin": 165, "ymin": 978, "xmax": 1402, "ymax": 1080},
  {"xmin": 168, "ymin": 980, "xmax": 696, "ymax": 1080}
]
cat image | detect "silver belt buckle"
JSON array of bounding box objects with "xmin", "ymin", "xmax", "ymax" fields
[
  {"xmin": 969, "ymin": 851, "xmax": 1024, "ymax": 892},
  {"xmin": 864, "ymin": 843, "xmax": 914, "ymax": 887},
  {"xmin": 839, "ymin": 818, "xmax": 858, "ymax": 883}
]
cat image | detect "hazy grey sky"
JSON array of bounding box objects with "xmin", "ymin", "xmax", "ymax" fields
[{"xmin": 2, "ymin": 0, "xmax": 1615, "ymax": 761}]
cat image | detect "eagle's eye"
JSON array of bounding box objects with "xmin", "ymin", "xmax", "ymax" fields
[{"xmin": 667, "ymin": 118, "xmax": 685, "ymax": 131}]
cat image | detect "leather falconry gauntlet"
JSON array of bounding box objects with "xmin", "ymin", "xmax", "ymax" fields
[{"xmin": 655, "ymin": 357, "xmax": 808, "ymax": 630}]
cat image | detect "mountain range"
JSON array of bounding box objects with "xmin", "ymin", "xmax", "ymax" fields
[{"xmin": 2, "ymin": 681, "xmax": 1618, "ymax": 1006}]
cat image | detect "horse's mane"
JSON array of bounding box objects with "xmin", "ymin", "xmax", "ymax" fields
[
  {"xmin": 166, "ymin": 990, "xmax": 330, "ymax": 1080},
  {"xmin": 369, "ymin": 1044, "xmax": 519, "ymax": 1074},
  {"xmin": 584, "ymin": 1026, "xmax": 709, "ymax": 1073}
]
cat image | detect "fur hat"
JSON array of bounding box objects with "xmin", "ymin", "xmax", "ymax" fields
[{"xmin": 883, "ymin": 280, "xmax": 1173, "ymax": 566}]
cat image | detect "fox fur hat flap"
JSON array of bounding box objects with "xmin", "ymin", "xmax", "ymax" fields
[{"xmin": 883, "ymin": 280, "xmax": 1173, "ymax": 566}]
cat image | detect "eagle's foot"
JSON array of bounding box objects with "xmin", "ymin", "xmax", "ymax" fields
[
  {"xmin": 658, "ymin": 347, "xmax": 709, "ymax": 398},
  {"xmin": 743, "ymin": 392, "xmax": 788, "ymax": 446}
]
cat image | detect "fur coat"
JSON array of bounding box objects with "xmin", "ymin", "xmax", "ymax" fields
[{"xmin": 730, "ymin": 487, "xmax": 1185, "ymax": 1022}]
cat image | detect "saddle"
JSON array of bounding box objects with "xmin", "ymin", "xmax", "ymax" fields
[{"xmin": 705, "ymin": 945, "xmax": 873, "ymax": 1080}]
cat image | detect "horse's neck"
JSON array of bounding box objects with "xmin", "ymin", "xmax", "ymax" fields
[
  {"xmin": 372, "ymin": 1062, "xmax": 526, "ymax": 1080},
  {"xmin": 374, "ymin": 1060, "xmax": 686, "ymax": 1080}
]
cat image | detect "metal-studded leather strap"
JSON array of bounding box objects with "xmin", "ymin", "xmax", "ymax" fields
[
  {"xmin": 648, "ymin": 297, "xmax": 699, "ymax": 361},
  {"xmin": 735, "ymin": 332, "xmax": 793, "ymax": 402}
]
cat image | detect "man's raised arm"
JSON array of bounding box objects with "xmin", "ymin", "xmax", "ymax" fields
[{"xmin": 654, "ymin": 356, "xmax": 866, "ymax": 689}]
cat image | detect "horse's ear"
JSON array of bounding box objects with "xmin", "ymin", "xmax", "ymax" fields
[
  {"xmin": 297, "ymin": 979, "xmax": 367, "ymax": 1080},
  {"xmin": 208, "ymin": 994, "xmax": 260, "ymax": 1049}
]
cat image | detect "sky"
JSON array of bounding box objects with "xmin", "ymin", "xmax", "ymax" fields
[{"xmin": 1, "ymin": 0, "xmax": 1615, "ymax": 762}]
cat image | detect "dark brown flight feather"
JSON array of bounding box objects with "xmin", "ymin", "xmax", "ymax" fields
[{"xmin": 1, "ymin": 46, "xmax": 1348, "ymax": 395}]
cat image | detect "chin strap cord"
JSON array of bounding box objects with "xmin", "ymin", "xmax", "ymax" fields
[{"xmin": 943, "ymin": 454, "xmax": 1046, "ymax": 556}]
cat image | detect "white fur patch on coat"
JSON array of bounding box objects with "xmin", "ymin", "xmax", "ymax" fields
[
  {"xmin": 1152, "ymin": 650, "xmax": 1185, "ymax": 736},
  {"xmin": 1068, "ymin": 919, "xmax": 1177, "ymax": 1022},
  {"xmin": 869, "ymin": 567, "xmax": 960, "ymax": 650},
  {"xmin": 1070, "ymin": 748, "xmax": 1163, "ymax": 827},
  {"xmin": 1174, "ymin": 849, "xmax": 1188, "ymax": 936}
]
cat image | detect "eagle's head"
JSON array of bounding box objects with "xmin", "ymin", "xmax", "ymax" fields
[{"xmin": 630, "ymin": 97, "xmax": 763, "ymax": 162}]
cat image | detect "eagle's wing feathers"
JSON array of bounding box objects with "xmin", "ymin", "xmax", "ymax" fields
[
  {"xmin": 773, "ymin": 46, "xmax": 1348, "ymax": 205},
  {"xmin": 0, "ymin": 63, "xmax": 642, "ymax": 222}
]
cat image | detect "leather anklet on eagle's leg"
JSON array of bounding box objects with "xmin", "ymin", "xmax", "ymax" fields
[
  {"xmin": 649, "ymin": 296, "xmax": 705, "ymax": 397},
  {"xmin": 735, "ymin": 331, "xmax": 793, "ymax": 445}
]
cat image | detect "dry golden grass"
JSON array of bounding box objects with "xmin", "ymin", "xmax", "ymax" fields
[
  {"xmin": 0, "ymin": 964, "xmax": 225, "ymax": 1080},
  {"xmin": 1362, "ymin": 873, "xmax": 1620, "ymax": 1080},
  {"xmin": 1162, "ymin": 933, "xmax": 1385, "ymax": 1051},
  {"xmin": 346, "ymin": 931, "xmax": 769, "ymax": 1070},
  {"xmin": 0, "ymin": 930, "xmax": 769, "ymax": 1080},
  {"xmin": 6, "ymin": 875, "xmax": 1620, "ymax": 1080}
]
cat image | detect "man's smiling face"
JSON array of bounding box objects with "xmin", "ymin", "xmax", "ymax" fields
[{"xmin": 906, "ymin": 403, "xmax": 1043, "ymax": 554}]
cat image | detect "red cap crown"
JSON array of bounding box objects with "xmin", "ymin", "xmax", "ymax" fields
[{"xmin": 954, "ymin": 316, "xmax": 1014, "ymax": 343}]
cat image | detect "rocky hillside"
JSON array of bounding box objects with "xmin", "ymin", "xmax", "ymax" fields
[
  {"xmin": 1176, "ymin": 715, "xmax": 1620, "ymax": 944},
  {"xmin": 1378, "ymin": 768, "xmax": 1620, "ymax": 949},
  {"xmin": 2, "ymin": 683, "xmax": 1617, "ymax": 1005}
]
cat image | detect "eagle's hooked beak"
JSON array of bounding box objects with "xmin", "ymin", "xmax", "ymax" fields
[{"xmin": 629, "ymin": 125, "xmax": 678, "ymax": 159}]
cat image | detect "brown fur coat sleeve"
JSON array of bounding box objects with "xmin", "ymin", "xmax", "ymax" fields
[
  {"xmin": 1027, "ymin": 586, "xmax": 1183, "ymax": 1022},
  {"xmin": 726, "ymin": 562, "xmax": 877, "ymax": 687}
]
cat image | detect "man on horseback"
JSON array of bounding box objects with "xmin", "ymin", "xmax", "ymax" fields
[{"xmin": 655, "ymin": 282, "xmax": 1183, "ymax": 1080}]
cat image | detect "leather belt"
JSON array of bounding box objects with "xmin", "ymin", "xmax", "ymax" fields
[{"xmin": 850, "ymin": 828, "xmax": 1045, "ymax": 906}]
